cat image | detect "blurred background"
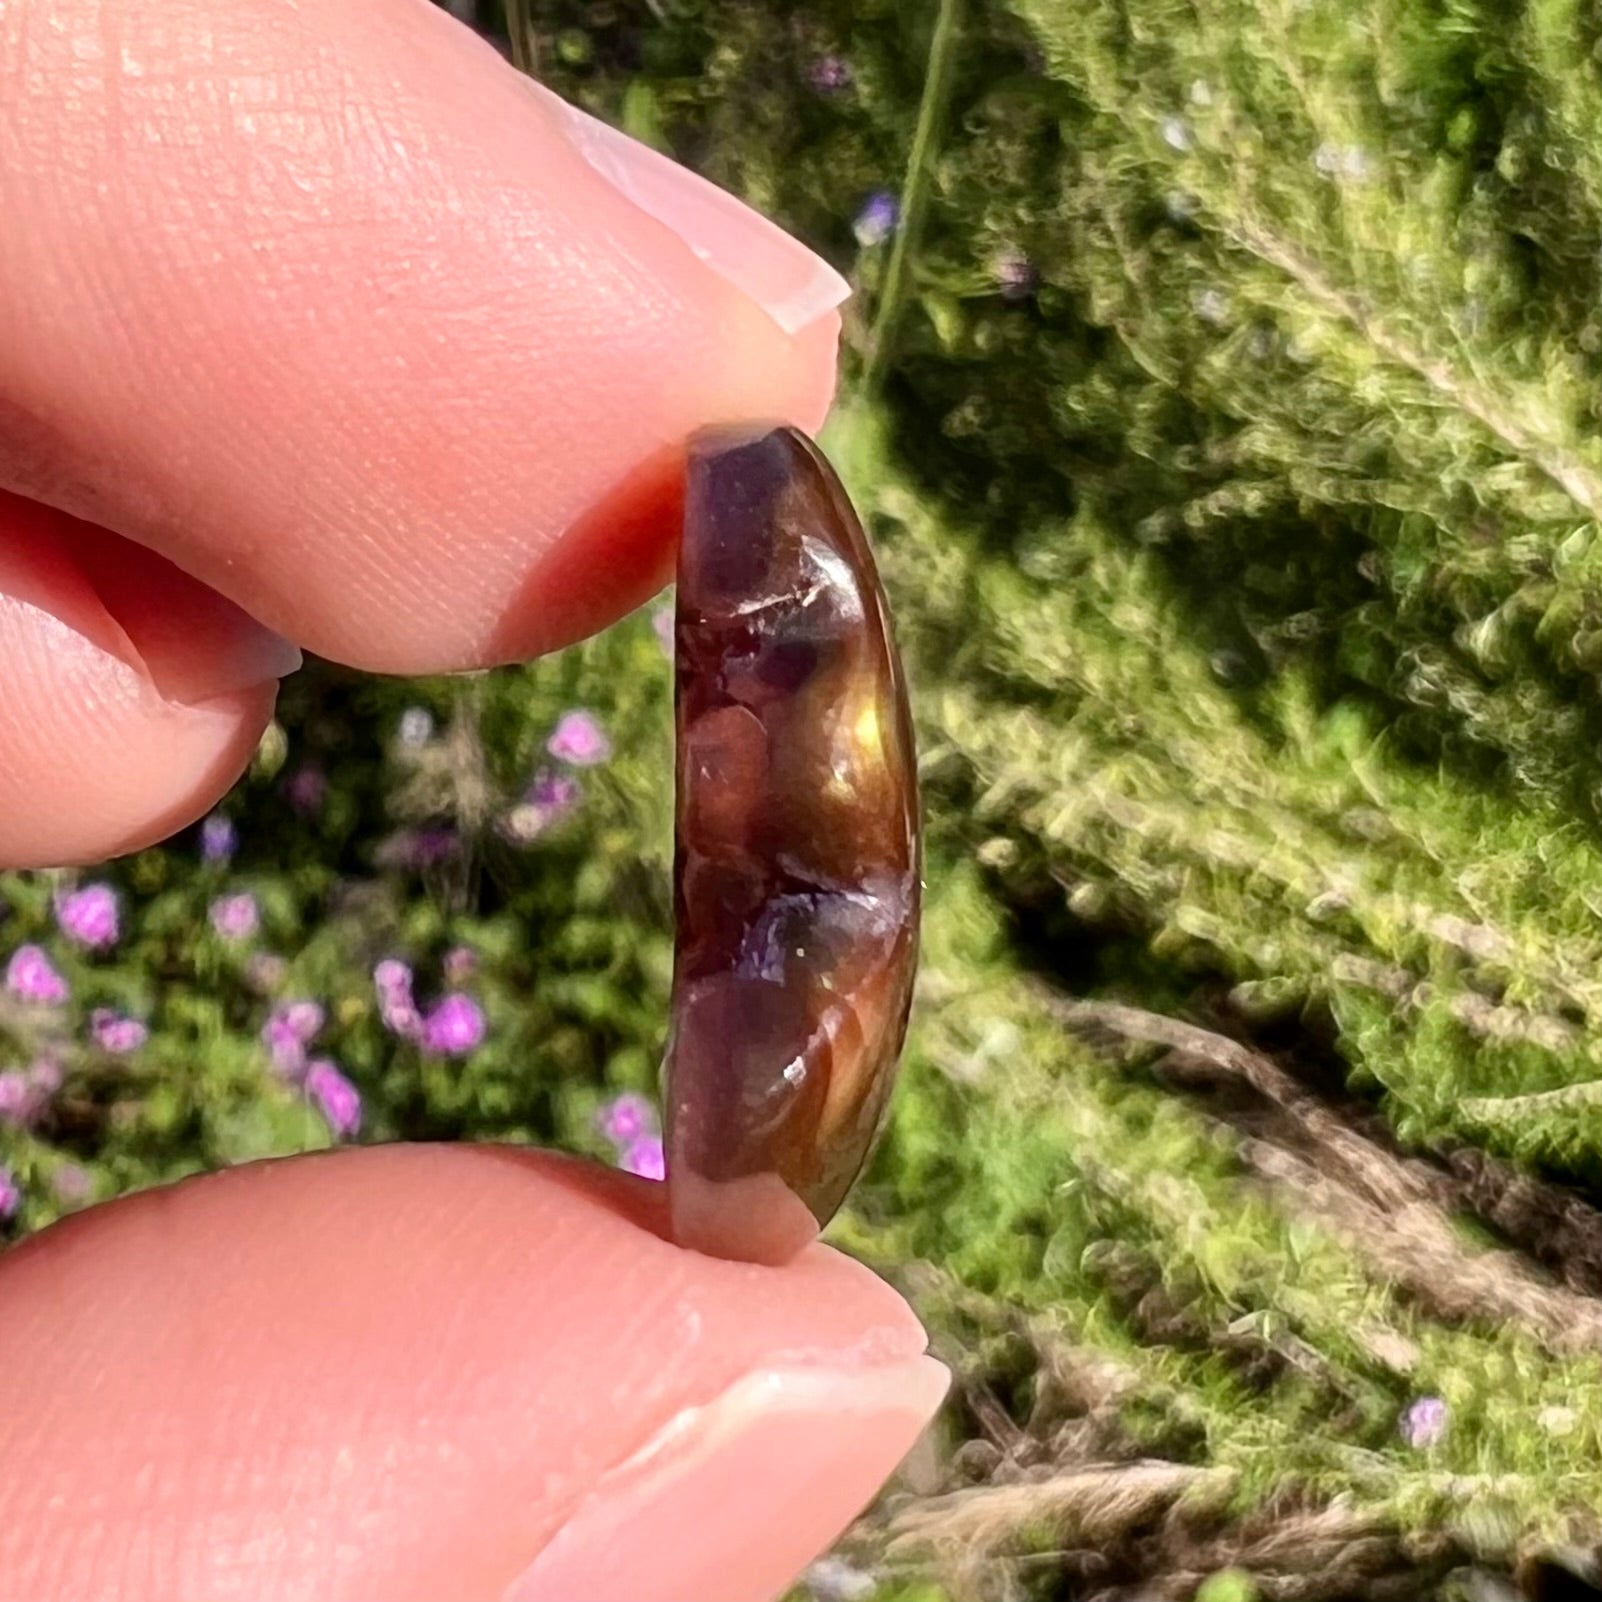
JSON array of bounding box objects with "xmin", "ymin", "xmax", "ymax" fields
[{"xmin": 8, "ymin": 1, "xmax": 1602, "ymax": 1597}]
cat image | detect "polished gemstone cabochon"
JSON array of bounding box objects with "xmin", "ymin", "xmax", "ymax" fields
[{"xmin": 665, "ymin": 425, "xmax": 921, "ymax": 1265}]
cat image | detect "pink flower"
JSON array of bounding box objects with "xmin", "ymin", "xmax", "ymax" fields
[
  {"xmin": 547, "ymin": 710, "xmax": 611, "ymax": 766},
  {"xmin": 306, "ymin": 1059, "xmax": 362, "ymax": 1139},
  {"xmin": 0, "ymin": 1169, "xmax": 19, "ymax": 1222},
  {"xmin": 809, "ymin": 54, "xmax": 853, "ymax": 93},
  {"xmin": 420, "ymin": 993, "xmax": 485, "ymax": 1056},
  {"xmin": 597, "ymin": 1092, "xmax": 657, "ymax": 1147},
  {"xmin": 246, "ymin": 952, "xmax": 288, "ymax": 995},
  {"xmin": 442, "ymin": 945, "xmax": 477, "ymax": 984},
  {"xmin": 28, "ymin": 1059, "xmax": 63, "ymax": 1096},
  {"xmin": 1400, "ymin": 1396, "xmax": 1448, "ymax": 1449},
  {"xmin": 5, "ymin": 945, "xmax": 68, "ymax": 1004},
  {"xmin": 209, "ymin": 893, "xmax": 260, "ymax": 942},
  {"xmin": 261, "ymin": 999, "xmax": 325, "ymax": 1079},
  {"xmin": 90, "ymin": 1009, "xmax": 148, "ymax": 1054},
  {"xmin": 505, "ymin": 773, "xmax": 582, "ymax": 843},
  {"xmin": 283, "ymin": 766, "xmax": 328, "ymax": 815},
  {"xmin": 52, "ymin": 1164, "xmax": 91, "ymax": 1205},
  {"xmin": 56, "ymin": 883, "xmax": 119, "ymax": 948},
  {"xmin": 652, "ymin": 608, "xmax": 675, "ymax": 658},
  {"xmin": 621, "ymin": 1137, "xmax": 665, "ymax": 1181},
  {"xmin": 374, "ymin": 960, "xmax": 421, "ymax": 1039}
]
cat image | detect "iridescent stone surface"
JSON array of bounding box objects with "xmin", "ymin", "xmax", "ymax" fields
[{"xmin": 665, "ymin": 425, "xmax": 921, "ymax": 1265}]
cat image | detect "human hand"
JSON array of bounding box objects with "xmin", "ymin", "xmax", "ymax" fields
[{"xmin": 0, "ymin": 2, "xmax": 947, "ymax": 1597}]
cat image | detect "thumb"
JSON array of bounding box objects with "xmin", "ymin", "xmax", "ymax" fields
[{"xmin": 0, "ymin": 1146, "xmax": 945, "ymax": 1602}]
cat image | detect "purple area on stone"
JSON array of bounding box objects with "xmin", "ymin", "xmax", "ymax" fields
[{"xmin": 665, "ymin": 426, "xmax": 920, "ymax": 1266}]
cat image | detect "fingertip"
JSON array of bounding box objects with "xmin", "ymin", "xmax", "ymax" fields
[
  {"xmin": 0, "ymin": 0, "xmax": 844, "ymax": 674},
  {"xmin": 0, "ymin": 500, "xmax": 284, "ymax": 868}
]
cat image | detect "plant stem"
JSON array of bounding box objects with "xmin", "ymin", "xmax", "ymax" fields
[
  {"xmin": 864, "ymin": 0, "xmax": 964, "ymax": 392},
  {"xmin": 504, "ymin": 0, "xmax": 534, "ymax": 76}
]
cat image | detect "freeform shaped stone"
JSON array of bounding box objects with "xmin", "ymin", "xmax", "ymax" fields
[{"xmin": 665, "ymin": 425, "xmax": 921, "ymax": 1265}]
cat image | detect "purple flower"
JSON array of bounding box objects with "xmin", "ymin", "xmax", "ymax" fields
[
  {"xmin": 652, "ymin": 607, "xmax": 675, "ymax": 658},
  {"xmin": 56, "ymin": 883, "xmax": 119, "ymax": 949},
  {"xmin": 374, "ymin": 960, "xmax": 421, "ymax": 1039},
  {"xmin": 0, "ymin": 1168, "xmax": 19, "ymax": 1222},
  {"xmin": 283, "ymin": 766, "xmax": 328, "ymax": 815},
  {"xmin": 52, "ymin": 1164, "xmax": 91, "ymax": 1205},
  {"xmin": 306, "ymin": 1059, "xmax": 362, "ymax": 1139},
  {"xmin": 853, "ymin": 191, "xmax": 899, "ymax": 248},
  {"xmin": 374, "ymin": 958, "xmax": 412, "ymax": 996},
  {"xmin": 621, "ymin": 1136, "xmax": 665, "ymax": 1181},
  {"xmin": 547, "ymin": 710, "xmax": 612, "ymax": 766},
  {"xmin": 261, "ymin": 999, "xmax": 325, "ymax": 1079},
  {"xmin": 597, "ymin": 1092, "xmax": 657, "ymax": 1148},
  {"xmin": 1400, "ymin": 1396, "xmax": 1448, "ymax": 1449},
  {"xmin": 200, "ymin": 813, "xmax": 238, "ymax": 864},
  {"xmin": 90, "ymin": 1009, "xmax": 148, "ymax": 1054},
  {"xmin": 995, "ymin": 251, "xmax": 1039, "ymax": 301},
  {"xmin": 506, "ymin": 773, "xmax": 582, "ymax": 843},
  {"xmin": 209, "ymin": 893, "xmax": 260, "ymax": 942},
  {"xmin": 420, "ymin": 993, "xmax": 486, "ymax": 1056},
  {"xmin": 442, "ymin": 945, "xmax": 477, "ymax": 984},
  {"xmin": 809, "ymin": 54, "xmax": 853, "ymax": 93},
  {"xmin": 6, "ymin": 945, "xmax": 68, "ymax": 1004}
]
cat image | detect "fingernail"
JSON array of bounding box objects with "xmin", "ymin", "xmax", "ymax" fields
[
  {"xmin": 72, "ymin": 532, "xmax": 303, "ymax": 704},
  {"xmin": 96, "ymin": 577, "xmax": 302, "ymax": 705},
  {"xmin": 505, "ymin": 1355, "xmax": 949, "ymax": 1602},
  {"xmin": 542, "ymin": 90, "xmax": 851, "ymax": 336}
]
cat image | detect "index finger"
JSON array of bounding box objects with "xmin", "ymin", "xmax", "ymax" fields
[{"xmin": 0, "ymin": 0, "xmax": 844, "ymax": 673}]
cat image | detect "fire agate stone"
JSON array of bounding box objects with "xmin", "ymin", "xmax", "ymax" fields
[{"xmin": 666, "ymin": 425, "xmax": 921, "ymax": 1265}]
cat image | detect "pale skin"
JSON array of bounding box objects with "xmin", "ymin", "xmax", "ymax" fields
[{"xmin": 0, "ymin": 3, "xmax": 948, "ymax": 1597}]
